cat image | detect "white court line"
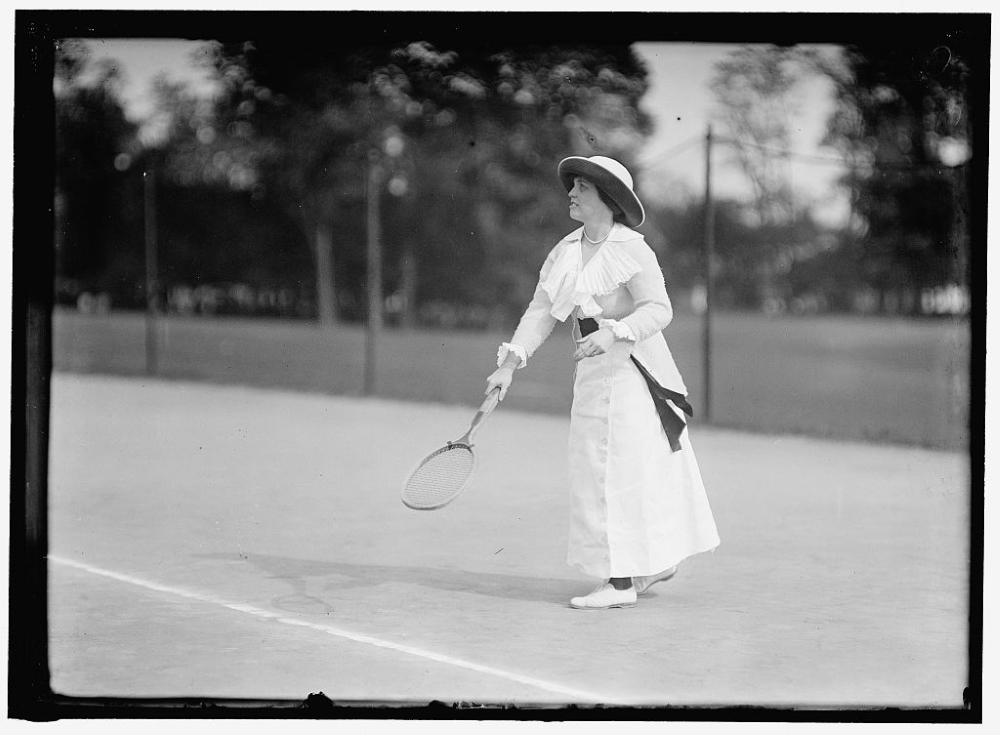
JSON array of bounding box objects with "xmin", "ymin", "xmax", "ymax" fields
[{"xmin": 49, "ymin": 555, "xmax": 619, "ymax": 705}]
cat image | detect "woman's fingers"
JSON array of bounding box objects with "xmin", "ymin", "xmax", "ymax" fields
[
  {"xmin": 573, "ymin": 335, "xmax": 607, "ymax": 361},
  {"xmin": 486, "ymin": 370, "xmax": 512, "ymax": 399}
]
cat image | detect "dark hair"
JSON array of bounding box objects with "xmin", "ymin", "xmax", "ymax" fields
[{"xmin": 596, "ymin": 187, "xmax": 627, "ymax": 223}]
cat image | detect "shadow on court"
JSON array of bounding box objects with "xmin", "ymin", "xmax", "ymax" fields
[{"xmin": 197, "ymin": 552, "xmax": 584, "ymax": 608}]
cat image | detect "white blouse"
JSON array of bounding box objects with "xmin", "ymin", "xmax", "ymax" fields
[{"xmin": 497, "ymin": 224, "xmax": 687, "ymax": 395}]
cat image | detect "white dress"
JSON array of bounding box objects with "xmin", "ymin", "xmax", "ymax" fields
[{"xmin": 498, "ymin": 224, "xmax": 720, "ymax": 579}]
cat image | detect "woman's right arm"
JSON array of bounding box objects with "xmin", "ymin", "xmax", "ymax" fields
[
  {"xmin": 485, "ymin": 352, "xmax": 520, "ymax": 401},
  {"xmin": 487, "ymin": 245, "xmax": 562, "ymax": 399}
]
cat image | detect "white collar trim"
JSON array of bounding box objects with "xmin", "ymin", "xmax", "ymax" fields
[{"xmin": 540, "ymin": 225, "xmax": 642, "ymax": 321}]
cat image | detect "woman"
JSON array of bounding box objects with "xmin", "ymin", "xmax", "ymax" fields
[{"xmin": 486, "ymin": 155, "xmax": 720, "ymax": 610}]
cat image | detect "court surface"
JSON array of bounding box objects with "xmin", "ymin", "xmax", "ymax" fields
[{"xmin": 47, "ymin": 373, "xmax": 971, "ymax": 709}]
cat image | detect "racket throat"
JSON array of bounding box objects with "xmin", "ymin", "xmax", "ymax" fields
[
  {"xmin": 459, "ymin": 387, "xmax": 500, "ymax": 446},
  {"xmin": 452, "ymin": 416, "xmax": 480, "ymax": 446}
]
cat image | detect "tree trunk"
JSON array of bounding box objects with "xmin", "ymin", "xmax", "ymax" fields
[
  {"xmin": 475, "ymin": 199, "xmax": 502, "ymax": 304},
  {"xmin": 400, "ymin": 245, "xmax": 417, "ymax": 329},
  {"xmin": 314, "ymin": 220, "xmax": 338, "ymax": 326}
]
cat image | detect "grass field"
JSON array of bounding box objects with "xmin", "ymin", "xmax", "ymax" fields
[{"xmin": 52, "ymin": 307, "xmax": 970, "ymax": 450}]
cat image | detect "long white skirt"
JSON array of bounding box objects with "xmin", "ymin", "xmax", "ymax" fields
[{"xmin": 566, "ymin": 340, "xmax": 720, "ymax": 579}]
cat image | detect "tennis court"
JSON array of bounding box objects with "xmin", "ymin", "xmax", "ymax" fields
[{"xmin": 47, "ymin": 372, "xmax": 970, "ymax": 708}]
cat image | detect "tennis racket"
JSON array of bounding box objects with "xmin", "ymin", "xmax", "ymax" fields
[{"xmin": 401, "ymin": 387, "xmax": 502, "ymax": 510}]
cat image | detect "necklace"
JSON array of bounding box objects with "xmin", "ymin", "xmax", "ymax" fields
[{"xmin": 583, "ymin": 224, "xmax": 612, "ymax": 245}]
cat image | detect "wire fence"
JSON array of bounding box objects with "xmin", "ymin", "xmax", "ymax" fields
[{"xmin": 640, "ymin": 130, "xmax": 968, "ymax": 184}]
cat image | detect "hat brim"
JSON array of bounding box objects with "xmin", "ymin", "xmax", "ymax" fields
[{"xmin": 558, "ymin": 157, "xmax": 645, "ymax": 228}]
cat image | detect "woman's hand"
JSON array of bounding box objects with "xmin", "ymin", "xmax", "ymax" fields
[
  {"xmin": 573, "ymin": 327, "xmax": 616, "ymax": 362},
  {"xmin": 486, "ymin": 366, "xmax": 514, "ymax": 401}
]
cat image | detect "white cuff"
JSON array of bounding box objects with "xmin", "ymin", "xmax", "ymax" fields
[
  {"xmin": 598, "ymin": 319, "xmax": 637, "ymax": 342},
  {"xmin": 497, "ymin": 342, "xmax": 529, "ymax": 369}
]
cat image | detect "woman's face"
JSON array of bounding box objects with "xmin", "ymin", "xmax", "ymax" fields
[{"xmin": 568, "ymin": 176, "xmax": 612, "ymax": 224}]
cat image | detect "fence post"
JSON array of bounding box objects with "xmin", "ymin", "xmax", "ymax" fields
[
  {"xmin": 364, "ymin": 152, "xmax": 384, "ymax": 396},
  {"xmin": 702, "ymin": 125, "xmax": 715, "ymax": 423},
  {"xmin": 143, "ymin": 167, "xmax": 159, "ymax": 375}
]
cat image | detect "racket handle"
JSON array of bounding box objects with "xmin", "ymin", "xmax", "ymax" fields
[
  {"xmin": 478, "ymin": 385, "xmax": 502, "ymax": 414},
  {"xmin": 459, "ymin": 387, "xmax": 501, "ymax": 445}
]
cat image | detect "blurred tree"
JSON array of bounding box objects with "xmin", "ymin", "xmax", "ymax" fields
[
  {"xmin": 820, "ymin": 36, "xmax": 974, "ymax": 311},
  {"xmin": 140, "ymin": 72, "xmax": 314, "ymax": 312},
  {"xmin": 708, "ymin": 45, "xmax": 829, "ymax": 306},
  {"xmin": 444, "ymin": 44, "xmax": 652, "ymax": 326},
  {"xmin": 54, "ymin": 39, "xmax": 143, "ymax": 305},
  {"xmin": 709, "ymin": 45, "xmax": 821, "ymax": 226},
  {"xmin": 650, "ymin": 196, "xmax": 833, "ymax": 311},
  {"xmin": 202, "ymin": 40, "xmax": 650, "ymax": 327}
]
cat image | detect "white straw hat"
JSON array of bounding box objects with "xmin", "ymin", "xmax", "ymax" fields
[{"xmin": 557, "ymin": 155, "xmax": 645, "ymax": 227}]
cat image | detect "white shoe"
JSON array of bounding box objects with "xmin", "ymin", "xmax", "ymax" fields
[
  {"xmin": 569, "ymin": 582, "xmax": 637, "ymax": 610},
  {"xmin": 633, "ymin": 566, "xmax": 678, "ymax": 596}
]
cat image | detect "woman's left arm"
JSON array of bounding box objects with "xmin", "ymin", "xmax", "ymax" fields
[
  {"xmin": 617, "ymin": 241, "xmax": 673, "ymax": 341},
  {"xmin": 577, "ymin": 241, "xmax": 672, "ymax": 360}
]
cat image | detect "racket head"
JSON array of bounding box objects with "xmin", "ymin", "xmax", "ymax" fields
[{"xmin": 400, "ymin": 442, "xmax": 478, "ymax": 510}]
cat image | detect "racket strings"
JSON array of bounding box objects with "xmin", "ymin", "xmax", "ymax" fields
[{"xmin": 402, "ymin": 445, "xmax": 475, "ymax": 509}]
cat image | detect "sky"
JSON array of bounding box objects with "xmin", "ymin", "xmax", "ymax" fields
[
  {"xmin": 633, "ymin": 42, "xmax": 848, "ymax": 224},
  {"xmin": 80, "ymin": 37, "xmax": 849, "ymax": 225},
  {"xmin": 79, "ymin": 38, "xmax": 223, "ymax": 132}
]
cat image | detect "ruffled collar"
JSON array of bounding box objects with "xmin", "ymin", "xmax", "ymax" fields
[{"xmin": 540, "ymin": 224, "xmax": 642, "ymax": 321}]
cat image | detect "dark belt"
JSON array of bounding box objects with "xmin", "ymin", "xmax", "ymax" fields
[{"xmin": 578, "ymin": 317, "xmax": 692, "ymax": 452}]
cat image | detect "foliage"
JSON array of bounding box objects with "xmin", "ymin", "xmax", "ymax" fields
[
  {"xmin": 820, "ymin": 35, "xmax": 975, "ymax": 303},
  {"xmin": 709, "ymin": 45, "xmax": 814, "ymax": 225},
  {"xmin": 703, "ymin": 45, "xmax": 851, "ymax": 309},
  {"xmin": 56, "ymin": 32, "xmax": 979, "ymax": 322},
  {"xmin": 650, "ymin": 197, "xmax": 838, "ymax": 311},
  {"xmin": 202, "ymin": 40, "xmax": 651, "ymax": 325},
  {"xmin": 54, "ymin": 39, "xmax": 143, "ymax": 301},
  {"xmin": 701, "ymin": 36, "xmax": 978, "ymax": 315}
]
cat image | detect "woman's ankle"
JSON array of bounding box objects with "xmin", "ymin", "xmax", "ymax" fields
[{"xmin": 609, "ymin": 577, "xmax": 633, "ymax": 591}]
